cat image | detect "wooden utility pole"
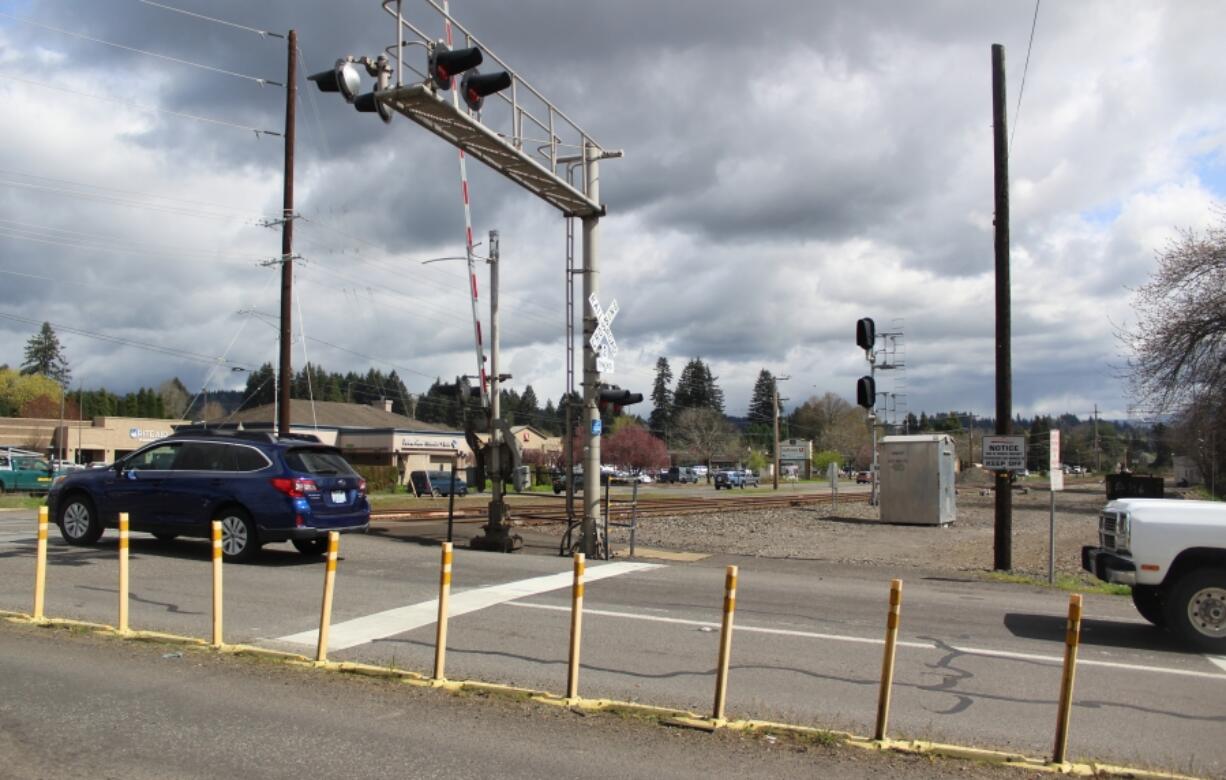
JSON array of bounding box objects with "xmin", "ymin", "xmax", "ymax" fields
[
  {"xmin": 992, "ymin": 43, "xmax": 1013, "ymax": 571},
  {"xmin": 773, "ymin": 386, "xmax": 781, "ymax": 490},
  {"xmin": 277, "ymin": 30, "xmax": 297, "ymax": 439}
]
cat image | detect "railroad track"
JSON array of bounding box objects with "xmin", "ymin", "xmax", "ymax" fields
[{"xmin": 371, "ymin": 490, "xmax": 870, "ymax": 525}]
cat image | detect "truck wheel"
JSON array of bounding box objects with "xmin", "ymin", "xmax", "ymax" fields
[
  {"xmin": 1166, "ymin": 568, "xmax": 1226, "ymax": 651},
  {"xmin": 1130, "ymin": 585, "xmax": 1166, "ymax": 627}
]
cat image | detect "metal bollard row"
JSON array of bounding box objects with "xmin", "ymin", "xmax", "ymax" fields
[{"xmin": 25, "ymin": 511, "xmax": 1092, "ymax": 763}]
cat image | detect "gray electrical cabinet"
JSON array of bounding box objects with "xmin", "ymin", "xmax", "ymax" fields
[{"xmin": 879, "ymin": 434, "xmax": 956, "ymax": 526}]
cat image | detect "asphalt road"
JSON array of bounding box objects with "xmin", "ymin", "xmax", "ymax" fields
[
  {"xmin": 0, "ymin": 620, "xmax": 1022, "ymax": 780},
  {"xmin": 0, "ymin": 509, "xmax": 1222, "ymax": 777}
]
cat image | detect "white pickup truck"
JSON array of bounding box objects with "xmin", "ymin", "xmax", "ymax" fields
[{"xmin": 1082, "ymin": 498, "xmax": 1226, "ymax": 651}]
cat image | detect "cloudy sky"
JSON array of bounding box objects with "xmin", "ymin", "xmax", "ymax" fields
[{"xmin": 1, "ymin": 0, "xmax": 1223, "ymax": 423}]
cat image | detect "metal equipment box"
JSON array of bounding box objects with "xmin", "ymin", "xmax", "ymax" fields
[{"xmin": 879, "ymin": 434, "xmax": 957, "ymax": 526}]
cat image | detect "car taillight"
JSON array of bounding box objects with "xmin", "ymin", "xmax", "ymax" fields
[
  {"xmin": 271, "ymin": 477, "xmax": 319, "ymax": 498},
  {"xmin": 358, "ymin": 478, "xmax": 367, "ymax": 497}
]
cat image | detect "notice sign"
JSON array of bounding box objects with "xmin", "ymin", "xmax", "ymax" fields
[{"xmin": 982, "ymin": 435, "xmax": 1026, "ymax": 471}]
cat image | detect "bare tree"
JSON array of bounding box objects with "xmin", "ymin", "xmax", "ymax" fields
[
  {"xmin": 671, "ymin": 407, "xmax": 740, "ymax": 474},
  {"xmin": 1125, "ymin": 212, "xmax": 1226, "ymax": 490}
]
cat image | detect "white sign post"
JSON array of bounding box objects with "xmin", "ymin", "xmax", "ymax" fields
[
  {"xmin": 1048, "ymin": 429, "xmax": 1062, "ymax": 583},
  {"xmin": 827, "ymin": 461, "xmax": 839, "ymax": 511},
  {"xmin": 982, "ymin": 435, "xmax": 1026, "ymax": 472},
  {"xmin": 588, "ymin": 294, "xmax": 618, "ymax": 374}
]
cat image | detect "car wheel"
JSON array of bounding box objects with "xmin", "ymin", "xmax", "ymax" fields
[
  {"xmin": 152, "ymin": 533, "xmax": 178, "ymax": 543},
  {"xmin": 217, "ymin": 508, "xmax": 258, "ymax": 563},
  {"xmin": 1166, "ymin": 568, "xmax": 1226, "ymax": 651},
  {"xmin": 1130, "ymin": 584, "xmax": 1166, "ymax": 627},
  {"xmin": 58, "ymin": 494, "xmax": 103, "ymax": 546},
  {"xmin": 292, "ymin": 537, "xmax": 328, "ymax": 556}
]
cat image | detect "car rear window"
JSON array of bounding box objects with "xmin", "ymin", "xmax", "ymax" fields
[{"xmin": 285, "ymin": 448, "xmax": 358, "ymax": 476}]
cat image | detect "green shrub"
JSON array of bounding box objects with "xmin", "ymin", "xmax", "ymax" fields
[
  {"xmin": 358, "ymin": 465, "xmax": 401, "ymax": 493},
  {"xmin": 812, "ymin": 450, "xmax": 842, "ymax": 473}
]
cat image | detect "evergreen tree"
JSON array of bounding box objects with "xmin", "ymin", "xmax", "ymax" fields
[
  {"xmin": 705, "ymin": 363, "xmax": 725, "ymax": 415},
  {"xmin": 242, "ymin": 364, "xmax": 277, "ymax": 410},
  {"xmin": 21, "ymin": 322, "xmax": 71, "ymax": 387},
  {"xmin": 648, "ymin": 357, "xmax": 673, "ymax": 437},
  {"xmin": 747, "ymin": 369, "xmax": 777, "ymax": 426},
  {"xmin": 674, "ymin": 358, "xmax": 718, "ymax": 411},
  {"xmin": 520, "ymin": 385, "xmax": 539, "ymax": 422}
]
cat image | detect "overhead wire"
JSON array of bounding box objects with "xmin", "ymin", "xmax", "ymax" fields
[
  {"xmin": 136, "ymin": 0, "xmax": 284, "ymax": 39},
  {"xmin": 0, "ymin": 74, "xmax": 281, "ymax": 138},
  {"xmin": 1009, "ymin": 0, "xmax": 1041, "ymax": 156},
  {"xmin": 0, "ymin": 312, "xmax": 254, "ymax": 369},
  {"xmin": 0, "ymin": 11, "xmax": 283, "ymax": 86},
  {"xmin": 0, "ymin": 169, "xmax": 277, "ymax": 220}
]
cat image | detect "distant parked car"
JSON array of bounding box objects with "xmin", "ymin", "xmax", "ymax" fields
[
  {"xmin": 715, "ymin": 469, "xmax": 759, "ymax": 489},
  {"xmin": 423, "ymin": 470, "xmax": 467, "ymax": 497},
  {"xmin": 47, "ymin": 429, "xmax": 370, "ymax": 562},
  {"xmin": 856, "ymin": 471, "xmax": 872, "ymax": 484},
  {"xmin": 691, "ymin": 465, "xmax": 709, "ymax": 478},
  {"xmin": 665, "ymin": 467, "xmax": 698, "ymax": 484}
]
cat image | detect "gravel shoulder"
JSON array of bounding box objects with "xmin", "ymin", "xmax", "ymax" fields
[{"xmin": 623, "ymin": 481, "xmax": 1122, "ymax": 581}]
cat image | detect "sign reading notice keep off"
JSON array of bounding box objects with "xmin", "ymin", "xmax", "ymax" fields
[{"xmin": 982, "ymin": 435, "xmax": 1026, "ymax": 471}]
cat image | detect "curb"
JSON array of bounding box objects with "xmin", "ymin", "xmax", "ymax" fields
[{"xmin": 0, "ymin": 611, "xmax": 1200, "ymax": 780}]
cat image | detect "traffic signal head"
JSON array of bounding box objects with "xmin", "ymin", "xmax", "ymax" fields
[
  {"xmin": 597, "ymin": 385, "xmax": 643, "ymax": 415},
  {"xmin": 354, "ymin": 56, "xmax": 393, "ymax": 124},
  {"xmin": 856, "ymin": 317, "xmax": 876, "ymax": 352},
  {"xmin": 856, "ymin": 376, "xmax": 876, "ymax": 409},
  {"xmin": 308, "ymin": 59, "xmax": 361, "ymax": 103},
  {"xmin": 461, "ymin": 69, "xmax": 512, "ymax": 111},
  {"xmin": 428, "ymin": 43, "xmax": 483, "ymax": 90}
]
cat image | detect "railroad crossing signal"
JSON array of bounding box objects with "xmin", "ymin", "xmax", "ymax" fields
[{"xmin": 589, "ymin": 294, "xmax": 618, "ymax": 373}]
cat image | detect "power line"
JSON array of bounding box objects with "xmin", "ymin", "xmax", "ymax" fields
[
  {"xmin": 0, "ymin": 217, "xmax": 270, "ymax": 262},
  {"xmin": 0, "ymin": 169, "xmax": 274, "ymax": 220},
  {"xmin": 136, "ymin": 0, "xmax": 284, "ymax": 40},
  {"xmin": 0, "ymin": 311, "xmax": 253, "ymax": 369},
  {"xmin": 1010, "ymin": 0, "xmax": 1041, "ymax": 155},
  {"xmin": 0, "ymin": 177, "xmax": 272, "ymax": 223},
  {"xmin": 2, "ymin": 73, "xmax": 281, "ymax": 138},
  {"xmin": 0, "ymin": 11, "xmax": 283, "ymax": 87}
]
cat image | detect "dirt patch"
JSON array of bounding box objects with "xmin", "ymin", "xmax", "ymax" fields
[{"xmin": 623, "ymin": 483, "xmax": 1123, "ymax": 578}]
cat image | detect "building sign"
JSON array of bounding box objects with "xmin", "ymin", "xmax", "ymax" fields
[
  {"xmin": 780, "ymin": 445, "xmax": 810, "ymax": 460},
  {"xmin": 129, "ymin": 427, "xmax": 172, "ymax": 441},
  {"xmin": 982, "ymin": 435, "xmax": 1026, "ymax": 471},
  {"xmin": 398, "ymin": 435, "xmax": 460, "ymax": 451}
]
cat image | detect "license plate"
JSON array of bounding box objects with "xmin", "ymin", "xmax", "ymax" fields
[{"xmin": 331, "ymin": 490, "xmax": 347, "ymax": 504}]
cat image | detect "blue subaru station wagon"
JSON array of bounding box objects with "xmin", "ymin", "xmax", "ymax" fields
[{"xmin": 47, "ymin": 429, "xmax": 370, "ymax": 562}]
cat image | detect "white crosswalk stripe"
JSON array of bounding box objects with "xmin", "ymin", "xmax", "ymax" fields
[{"xmin": 273, "ymin": 560, "xmax": 661, "ymax": 651}]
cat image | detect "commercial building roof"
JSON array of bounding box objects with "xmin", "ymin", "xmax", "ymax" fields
[{"xmin": 218, "ymin": 400, "xmax": 456, "ymax": 433}]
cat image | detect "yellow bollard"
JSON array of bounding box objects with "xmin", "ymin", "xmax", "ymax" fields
[
  {"xmin": 315, "ymin": 532, "xmax": 340, "ymax": 663},
  {"xmin": 874, "ymin": 578, "xmax": 903, "ymax": 740},
  {"xmin": 712, "ymin": 564, "xmax": 738, "ymax": 722},
  {"xmin": 33, "ymin": 506, "xmax": 49, "ymax": 621},
  {"xmin": 1052, "ymin": 593, "xmax": 1083, "ymax": 764},
  {"xmin": 565, "ymin": 552, "xmax": 585, "ymax": 701},
  {"xmin": 211, "ymin": 520, "xmax": 223, "ymax": 648},
  {"xmin": 118, "ymin": 512, "xmax": 130, "ymax": 634},
  {"xmin": 432, "ymin": 542, "xmax": 453, "ymax": 681}
]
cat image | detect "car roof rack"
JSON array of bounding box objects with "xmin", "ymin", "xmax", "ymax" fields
[{"xmin": 169, "ymin": 427, "xmax": 322, "ymax": 444}]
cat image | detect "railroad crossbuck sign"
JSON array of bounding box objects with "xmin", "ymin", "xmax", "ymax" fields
[
  {"xmin": 982, "ymin": 435, "xmax": 1026, "ymax": 471},
  {"xmin": 589, "ymin": 293, "xmax": 618, "ymax": 374}
]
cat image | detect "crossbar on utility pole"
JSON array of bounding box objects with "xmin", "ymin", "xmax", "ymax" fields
[{"xmin": 277, "ymin": 30, "xmax": 297, "ymax": 439}]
